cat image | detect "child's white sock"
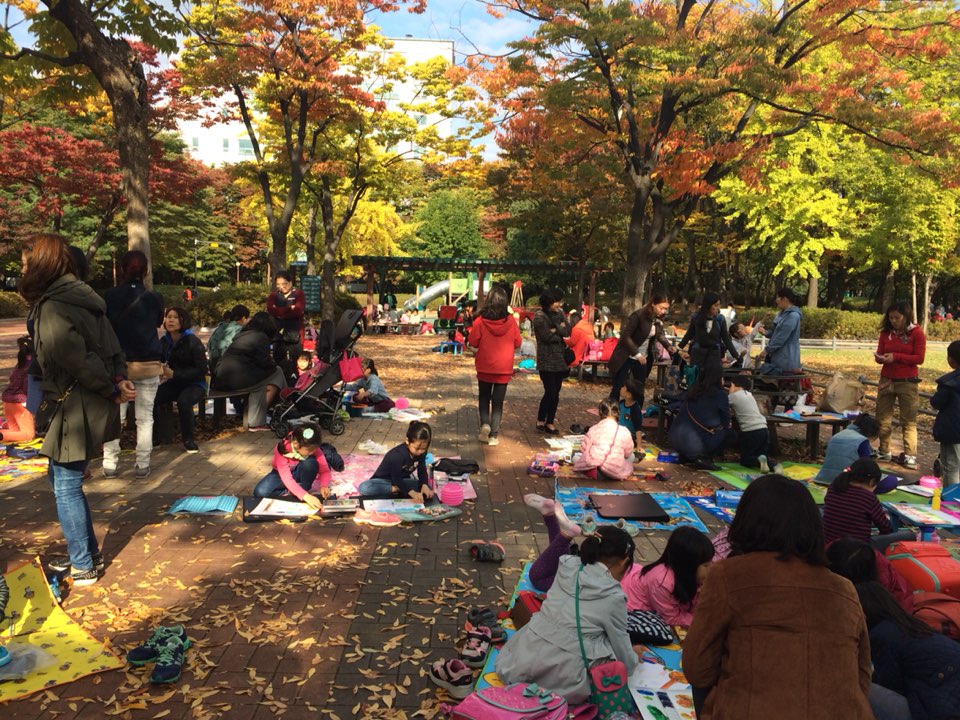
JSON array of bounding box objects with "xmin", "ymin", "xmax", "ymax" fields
[{"xmin": 524, "ymin": 493, "xmax": 555, "ymax": 516}]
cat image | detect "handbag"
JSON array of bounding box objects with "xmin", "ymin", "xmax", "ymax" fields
[
  {"xmin": 338, "ymin": 354, "xmax": 363, "ymax": 383},
  {"xmin": 446, "ymin": 683, "xmax": 570, "ymax": 720},
  {"xmin": 34, "ymin": 381, "xmax": 78, "ymax": 439},
  {"xmin": 817, "ymin": 371, "xmax": 863, "ymax": 413},
  {"xmin": 575, "ymin": 567, "xmax": 637, "ymax": 719},
  {"xmin": 626, "ymin": 609, "xmax": 674, "ymax": 646}
]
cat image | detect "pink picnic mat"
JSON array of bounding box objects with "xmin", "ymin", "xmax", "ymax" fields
[{"xmin": 326, "ymin": 453, "xmax": 476, "ymax": 500}]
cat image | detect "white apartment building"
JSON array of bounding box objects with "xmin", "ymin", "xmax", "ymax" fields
[{"xmin": 180, "ymin": 37, "xmax": 455, "ymax": 167}]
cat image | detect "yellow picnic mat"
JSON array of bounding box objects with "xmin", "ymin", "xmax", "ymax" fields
[
  {"xmin": 0, "ymin": 558, "xmax": 122, "ymax": 701},
  {"xmin": 0, "ymin": 438, "xmax": 47, "ymax": 484}
]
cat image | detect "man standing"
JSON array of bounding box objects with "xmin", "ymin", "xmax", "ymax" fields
[{"xmin": 267, "ymin": 271, "xmax": 305, "ymax": 366}]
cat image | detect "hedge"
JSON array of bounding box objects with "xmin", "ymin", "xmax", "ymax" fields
[
  {"xmin": 739, "ymin": 306, "xmax": 960, "ymax": 341},
  {"xmin": 0, "ymin": 292, "xmax": 28, "ymax": 318},
  {"xmin": 187, "ymin": 285, "xmax": 361, "ymax": 327}
]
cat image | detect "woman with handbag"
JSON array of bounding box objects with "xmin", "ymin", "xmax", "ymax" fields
[
  {"xmin": 102, "ymin": 250, "xmax": 165, "ymax": 479},
  {"xmin": 682, "ymin": 475, "xmax": 874, "ymax": 720},
  {"xmin": 495, "ymin": 526, "xmax": 639, "ymax": 709},
  {"xmin": 211, "ymin": 311, "xmax": 287, "ymax": 430},
  {"xmin": 667, "ymin": 364, "xmax": 729, "ymax": 471},
  {"xmin": 19, "ymin": 234, "xmax": 135, "ymax": 587},
  {"xmin": 533, "ymin": 288, "xmax": 571, "ymax": 435}
]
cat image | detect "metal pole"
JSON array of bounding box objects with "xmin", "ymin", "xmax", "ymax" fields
[{"xmin": 194, "ymin": 240, "xmax": 198, "ymax": 289}]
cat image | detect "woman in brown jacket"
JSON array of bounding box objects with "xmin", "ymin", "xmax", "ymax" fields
[
  {"xmin": 607, "ymin": 294, "xmax": 674, "ymax": 403},
  {"xmin": 682, "ymin": 475, "xmax": 873, "ymax": 720}
]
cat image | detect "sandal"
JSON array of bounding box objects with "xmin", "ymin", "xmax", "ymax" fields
[
  {"xmin": 580, "ymin": 513, "xmax": 598, "ymax": 536},
  {"xmin": 470, "ymin": 541, "xmax": 505, "ymax": 563},
  {"xmin": 464, "ymin": 619, "xmax": 507, "ymax": 643},
  {"xmin": 459, "ymin": 627, "xmax": 492, "ymax": 668}
]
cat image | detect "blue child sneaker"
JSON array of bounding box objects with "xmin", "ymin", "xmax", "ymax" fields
[
  {"xmin": 149, "ymin": 635, "xmax": 188, "ymax": 684},
  {"xmin": 128, "ymin": 625, "xmax": 190, "ymax": 667}
]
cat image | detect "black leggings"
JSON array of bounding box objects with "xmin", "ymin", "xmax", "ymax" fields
[
  {"xmin": 155, "ymin": 382, "xmax": 205, "ymax": 442},
  {"xmin": 478, "ymin": 381, "xmax": 508, "ymax": 437},
  {"xmin": 537, "ymin": 370, "xmax": 566, "ymax": 425}
]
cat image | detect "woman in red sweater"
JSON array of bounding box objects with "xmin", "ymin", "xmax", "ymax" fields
[
  {"xmin": 469, "ymin": 286, "xmax": 522, "ymax": 446},
  {"xmin": 874, "ymin": 302, "xmax": 926, "ymax": 469}
]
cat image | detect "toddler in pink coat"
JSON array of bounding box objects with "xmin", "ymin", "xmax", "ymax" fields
[{"xmin": 573, "ymin": 398, "xmax": 636, "ymax": 480}]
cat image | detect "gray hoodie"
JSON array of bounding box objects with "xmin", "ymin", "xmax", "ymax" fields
[{"xmin": 495, "ymin": 555, "xmax": 638, "ymax": 703}]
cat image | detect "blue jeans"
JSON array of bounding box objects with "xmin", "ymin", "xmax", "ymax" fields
[
  {"xmin": 358, "ymin": 477, "xmax": 398, "ymax": 498},
  {"xmin": 48, "ymin": 460, "xmax": 99, "ymax": 571},
  {"xmin": 253, "ymin": 456, "xmax": 319, "ymax": 498},
  {"xmin": 869, "ymin": 683, "xmax": 911, "ymax": 720}
]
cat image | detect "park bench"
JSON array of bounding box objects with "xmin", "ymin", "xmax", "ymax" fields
[{"xmin": 576, "ymin": 359, "xmax": 611, "ymax": 381}]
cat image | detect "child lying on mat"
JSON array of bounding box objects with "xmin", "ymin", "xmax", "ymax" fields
[
  {"xmin": 497, "ymin": 494, "xmax": 638, "ymax": 705},
  {"xmin": 621, "ymin": 525, "xmax": 715, "ymax": 627},
  {"xmin": 253, "ymin": 423, "xmax": 331, "ymax": 510},
  {"xmin": 358, "ymin": 421, "xmax": 435, "ymax": 503},
  {"xmin": 573, "ymin": 398, "xmax": 636, "ymax": 481}
]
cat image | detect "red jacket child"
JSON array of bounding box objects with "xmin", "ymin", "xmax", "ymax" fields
[
  {"xmin": 876, "ymin": 324, "xmax": 926, "ymax": 380},
  {"xmin": 469, "ymin": 315, "xmax": 522, "ymax": 384}
]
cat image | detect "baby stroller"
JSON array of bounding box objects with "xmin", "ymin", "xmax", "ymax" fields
[{"xmin": 270, "ymin": 309, "xmax": 365, "ymax": 438}]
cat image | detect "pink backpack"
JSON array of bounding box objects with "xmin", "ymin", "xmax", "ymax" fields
[{"xmin": 447, "ymin": 683, "xmax": 569, "ymax": 719}]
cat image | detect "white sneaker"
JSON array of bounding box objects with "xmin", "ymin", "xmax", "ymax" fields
[
  {"xmin": 487, "ymin": 436, "xmax": 500, "ymax": 446},
  {"xmin": 877, "ymin": 452, "xmax": 893, "ymax": 462},
  {"xmin": 758, "ymin": 455, "xmax": 770, "ymax": 474},
  {"xmin": 478, "ymin": 424, "xmax": 491, "ymax": 443},
  {"xmin": 903, "ymin": 455, "xmax": 918, "ymax": 469},
  {"xmin": 772, "ymin": 463, "xmax": 785, "ymax": 475}
]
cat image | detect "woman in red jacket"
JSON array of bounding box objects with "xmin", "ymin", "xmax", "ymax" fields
[
  {"xmin": 469, "ymin": 286, "xmax": 522, "ymax": 447},
  {"xmin": 874, "ymin": 302, "xmax": 926, "ymax": 469}
]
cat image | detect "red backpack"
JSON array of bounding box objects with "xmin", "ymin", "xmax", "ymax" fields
[{"xmin": 912, "ymin": 591, "xmax": 960, "ymax": 641}]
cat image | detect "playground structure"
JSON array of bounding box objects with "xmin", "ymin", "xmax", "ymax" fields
[{"xmin": 352, "ymin": 256, "xmax": 609, "ymax": 325}]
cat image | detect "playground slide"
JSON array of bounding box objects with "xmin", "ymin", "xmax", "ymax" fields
[{"xmin": 402, "ymin": 280, "xmax": 451, "ymax": 311}]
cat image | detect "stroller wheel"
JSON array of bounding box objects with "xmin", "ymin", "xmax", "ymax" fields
[
  {"xmin": 329, "ymin": 418, "xmax": 346, "ymax": 436},
  {"xmin": 274, "ymin": 421, "xmax": 291, "ymax": 438}
]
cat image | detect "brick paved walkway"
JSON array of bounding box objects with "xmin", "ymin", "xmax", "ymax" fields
[{"xmin": 0, "ymin": 334, "xmax": 941, "ymax": 719}]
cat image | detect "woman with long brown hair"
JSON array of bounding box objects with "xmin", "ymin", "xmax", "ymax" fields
[{"xmin": 20, "ymin": 234, "xmax": 135, "ymax": 587}]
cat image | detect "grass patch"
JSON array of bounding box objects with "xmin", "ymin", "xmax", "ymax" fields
[{"xmin": 800, "ymin": 348, "xmax": 949, "ymax": 398}]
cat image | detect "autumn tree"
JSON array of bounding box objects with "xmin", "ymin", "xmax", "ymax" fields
[
  {"xmin": 484, "ymin": 0, "xmax": 960, "ymax": 313},
  {"xmin": 179, "ymin": 0, "xmax": 428, "ymax": 279},
  {"xmin": 1, "ymin": 0, "xmax": 185, "ymax": 286}
]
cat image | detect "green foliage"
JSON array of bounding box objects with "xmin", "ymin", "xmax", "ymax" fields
[
  {"xmin": 925, "ymin": 320, "xmax": 960, "ymax": 342},
  {"xmin": 0, "ymin": 291, "xmax": 28, "ymax": 318},
  {"xmin": 409, "ymin": 189, "xmax": 486, "ymax": 259}
]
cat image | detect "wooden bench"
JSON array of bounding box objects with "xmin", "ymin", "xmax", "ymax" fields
[
  {"xmin": 197, "ymin": 387, "xmax": 257, "ymax": 431},
  {"xmin": 576, "ymin": 359, "xmax": 611, "ymax": 381},
  {"xmin": 766, "ymin": 413, "xmax": 851, "ymax": 459}
]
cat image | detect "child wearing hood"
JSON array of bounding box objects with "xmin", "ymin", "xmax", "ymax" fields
[
  {"xmin": 930, "ymin": 340, "xmax": 960, "ymax": 488},
  {"xmin": 469, "ymin": 286, "xmax": 522, "ymax": 446}
]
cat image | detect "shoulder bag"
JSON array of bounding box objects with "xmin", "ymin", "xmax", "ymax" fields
[
  {"xmin": 546, "ymin": 312, "xmax": 576, "ymax": 365},
  {"xmin": 574, "ymin": 566, "xmax": 637, "ymax": 719},
  {"xmin": 32, "ymin": 301, "xmax": 79, "ymax": 438}
]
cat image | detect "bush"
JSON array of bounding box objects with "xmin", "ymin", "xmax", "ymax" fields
[
  {"xmin": 741, "ymin": 306, "xmax": 882, "ymax": 340},
  {"xmin": 188, "ymin": 285, "xmax": 360, "ymax": 327},
  {"xmin": 0, "ymin": 292, "xmax": 28, "ymax": 318},
  {"xmin": 926, "ymin": 319, "xmax": 960, "ymax": 342}
]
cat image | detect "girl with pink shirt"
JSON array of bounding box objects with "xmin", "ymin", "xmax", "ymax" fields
[
  {"xmin": 573, "ymin": 398, "xmax": 636, "ymax": 481},
  {"xmin": 252, "ymin": 423, "xmax": 332, "ymax": 510},
  {"xmin": 621, "ymin": 526, "xmax": 714, "ymax": 626}
]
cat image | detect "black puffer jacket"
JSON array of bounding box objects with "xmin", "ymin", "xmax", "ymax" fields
[
  {"xmin": 931, "ymin": 369, "xmax": 960, "ymax": 444},
  {"xmin": 160, "ymin": 331, "xmax": 208, "ymax": 389},
  {"xmin": 211, "ymin": 329, "xmax": 277, "ymax": 391},
  {"xmin": 533, "ymin": 309, "xmax": 571, "ymax": 373}
]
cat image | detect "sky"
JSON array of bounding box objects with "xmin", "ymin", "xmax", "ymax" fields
[{"xmin": 370, "ymin": 0, "xmax": 535, "ymax": 59}]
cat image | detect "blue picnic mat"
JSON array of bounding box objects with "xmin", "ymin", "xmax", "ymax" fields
[
  {"xmin": 555, "ymin": 483, "xmax": 708, "ymax": 533},
  {"xmin": 168, "ymin": 496, "xmax": 239, "ymax": 515},
  {"xmin": 684, "ymin": 496, "xmax": 734, "ymax": 524}
]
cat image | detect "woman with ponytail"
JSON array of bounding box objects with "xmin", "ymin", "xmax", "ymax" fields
[{"xmin": 495, "ymin": 525, "xmax": 639, "ymax": 704}]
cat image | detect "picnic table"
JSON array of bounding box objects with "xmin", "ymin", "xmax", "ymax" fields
[
  {"xmin": 766, "ymin": 411, "xmax": 851, "ymax": 459},
  {"xmin": 575, "ymin": 359, "xmax": 610, "ymax": 381},
  {"xmin": 368, "ymin": 321, "xmax": 422, "ymax": 335}
]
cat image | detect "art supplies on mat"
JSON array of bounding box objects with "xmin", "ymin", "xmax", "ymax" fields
[
  {"xmin": 167, "ymin": 495, "xmax": 239, "ymax": 515},
  {"xmin": 554, "ymin": 483, "xmax": 709, "ymax": 533},
  {"xmin": 714, "ymin": 489, "xmax": 742, "ymax": 509},
  {"xmin": 588, "ymin": 492, "xmax": 669, "ymax": 522},
  {"xmin": 528, "ymin": 452, "xmax": 561, "ymax": 477},
  {"xmin": 884, "ymin": 503, "xmax": 960, "ymax": 528},
  {"xmin": 242, "ymin": 497, "xmax": 315, "ymax": 523},
  {"xmin": 321, "ymin": 497, "xmax": 360, "ymax": 516},
  {"xmin": 685, "ymin": 496, "xmax": 735, "ymax": 523},
  {"xmin": 898, "ymin": 483, "xmax": 935, "ymax": 498},
  {"xmin": 363, "ymin": 498, "xmax": 425, "ymax": 513}
]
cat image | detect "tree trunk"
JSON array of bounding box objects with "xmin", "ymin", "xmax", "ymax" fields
[
  {"xmin": 911, "ymin": 269, "xmax": 918, "ymax": 326},
  {"xmin": 46, "ymin": 0, "xmax": 152, "ymax": 286},
  {"xmin": 318, "ymin": 183, "xmax": 339, "ymax": 323},
  {"xmin": 921, "ymin": 274, "xmax": 933, "ymax": 333},
  {"xmin": 806, "ymin": 273, "xmax": 819, "ymax": 308},
  {"xmin": 684, "ymin": 234, "xmax": 698, "ymax": 300},
  {"xmin": 879, "ymin": 263, "xmax": 896, "ymax": 311},
  {"xmin": 306, "ymin": 201, "xmax": 318, "ymax": 276},
  {"xmin": 621, "ymin": 194, "xmax": 650, "ymax": 315}
]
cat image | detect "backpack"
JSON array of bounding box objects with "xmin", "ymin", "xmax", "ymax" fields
[
  {"xmin": 447, "ymin": 683, "xmax": 570, "ymax": 720},
  {"xmin": 913, "ymin": 591, "xmax": 960, "ymax": 641}
]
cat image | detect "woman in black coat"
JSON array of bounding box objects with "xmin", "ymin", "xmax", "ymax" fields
[
  {"xmin": 685, "ymin": 293, "xmax": 741, "ymax": 377},
  {"xmin": 607, "ymin": 293, "xmax": 674, "ymax": 402},
  {"xmin": 211, "ymin": 311, "xmax": 287, "ymax": 429},
  {"xmin": 156, "ymin": 306, "xmax": 208, "ymax": 453},
  {"xmin": 532, "ymin": 288, "xmax": 570, "ymax": 434}
]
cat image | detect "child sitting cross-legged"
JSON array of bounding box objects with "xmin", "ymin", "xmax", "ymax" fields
[
  {"xmin": 349, "ymin": 358, "xmax": 396, "ymax": 412},
  {"xmin": 358, "ymin": 421, "xmax": 435, "ymax": 502},
  {"xmin": 618, "ymin": 377, "xmax": 645, "ymax": 446},
  {"xmin": 573, "ymin": 398, "xmax": 636, "ymax": 481},
  {"xmin": 252, "ymin": 422, "xmax": 331, "ymax": 510},
  {"xmin": 621, "ymin": 525, "xmax": 715, "ymax": 627}
]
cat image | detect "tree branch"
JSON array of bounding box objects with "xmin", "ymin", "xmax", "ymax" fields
[{"xmin": 0, "ymin": 47, "xmax": 82, "ymax": 66}]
